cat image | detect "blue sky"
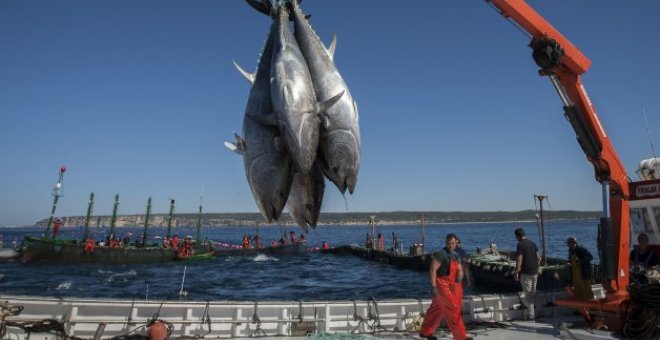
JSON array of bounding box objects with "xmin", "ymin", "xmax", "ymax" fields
[{"xmin": 1, "ymin": 1, "xmax": 659, "ymax": 227}]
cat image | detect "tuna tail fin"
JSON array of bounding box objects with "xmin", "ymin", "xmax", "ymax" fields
[
  {"xmin": 246, "ymin": 0, "xmax": 303, "ymax": 19},
  {"xmin": 328, "ymin": 33, "xmax": 337, "ymax": 60},
  {"xmin": 317, "ymin": 90, "xmax": 345, "ymax": 114},
  {"xmin": 244, "ymin": 0, "xmax": 272, "ymax": 16},
  {"xmin": 232, "ymin": 60, "xmax": 255, "ymax": 86}
]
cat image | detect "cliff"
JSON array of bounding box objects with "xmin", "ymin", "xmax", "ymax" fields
[{"xmin": 34, "ymin": 210, "xmax": 601, "ymax": 227}]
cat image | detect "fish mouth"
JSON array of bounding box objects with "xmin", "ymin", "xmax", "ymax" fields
[
  {"xmin": 320, "ymin": 130, "xmax": 360, "ymax": 193},
  {"xmin": 249, "ymin": 159, "xmax": 290, "ymax": 222}
]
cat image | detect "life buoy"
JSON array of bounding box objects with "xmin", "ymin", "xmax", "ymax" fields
[{"xmin": 148, "ymin": 320, "xmax": 168, "ymax": 340}]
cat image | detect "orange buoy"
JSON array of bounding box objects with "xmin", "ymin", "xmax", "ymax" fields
[{"xmin": 148, "ymin": 321, "xmax": 168, "ymax": 340}]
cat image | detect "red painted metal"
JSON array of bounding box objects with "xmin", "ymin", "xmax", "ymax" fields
[{"xmin": 488, "ymin": 0, "xmax": 631, "ymax": 331}]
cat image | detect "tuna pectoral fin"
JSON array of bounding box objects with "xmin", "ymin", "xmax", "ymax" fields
[
  {"xmin": 246, "ymin": 111, "xmax": 278, "ymax": 127},
  {"xmin": 317, "ymin": 90, "xmax": 345, "ymax": 114},
  {"xmin": 224, "ymin": 142, "xmax": 243, "ymax": 155},
  {"xmin": 328, "ymin": 33, "xmax": 337, "ymax": 60},
  {"xmin": 225, "ymin": 133, "xmax": 246, "ymax": 155},
  {"xmin": 232, "ymin": 60, "xmax": 255, "ymax": 86}
]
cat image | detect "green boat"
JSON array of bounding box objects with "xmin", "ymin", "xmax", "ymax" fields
[
  {"xmin": 20, "ymin": 236, "xmax": 214, "ymax": 264},
  {"xmin": 25, "ymin": 173, "xmax": 215, "ymax": 264}
]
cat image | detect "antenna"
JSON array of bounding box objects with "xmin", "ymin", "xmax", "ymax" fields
[
  {"xmin": 642, "ymin": 105, "xmax": 658, "ymax": 159},
  {"xmin": 642, "ymin": 105, "xmax": 660, "ymax": 171}
]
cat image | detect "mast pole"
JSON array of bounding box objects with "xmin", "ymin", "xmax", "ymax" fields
[
  {"xmin": 166, "ymin": 198, "xmax": 175, "ymax": 239},
  {"xmin": 369, "ymin": 215, "xmax": 376, "ymax": 248},
  {"xmin": 83, "ymin": 192, "xmax": 95, "ymax": 241},
  {"xmin": 419, "ymin": 213, "xmax": 426, "ymax": 252},
  {"xmin": 45, "ymin": 166, "xmax": 66, "ymax": 237},
  {"xmin": 142, "ymin": 197, "xmax": 152, "ymax": 246},
  {"xmin": 108, "ymin": 194, "xmax": 120, "ymax": 239},
  {"xmin": 196, "ymin": 195, "xmax": 203, "ymax": 243},
  {"xmin": 534, "ymin": 194, "xmax": 547, "ymax": 265}
]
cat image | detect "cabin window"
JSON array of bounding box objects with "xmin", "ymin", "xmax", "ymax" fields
[
  {"xmin": 631, "ymin": 208, "xmax": 655, "ymax": 234},
  {"xmin": 654, "ymin": 207, "xmax": 660, "ymax": 233}
]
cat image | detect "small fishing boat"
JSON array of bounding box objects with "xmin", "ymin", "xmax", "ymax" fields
[
  {"xmin": 21, "ymin": 236, "xmax": 215, "ymax": 264},
  {"xmin": 468, "ymin": 195, "xmax": 600, "ymax": 293},
  {"xmin": 326, "ymin": 244, "xmax": 431, "ymax": 271},
  {"xmin": 21, "ymin": 171, "xmax": 215, "ymax": 264},
  {"xmin": 468, "ymin": 248, "xmax": 601, "ymax": 292},
  {"xmin": 325, "ymin": 216, "xmax": 431, "ymax": 271}
]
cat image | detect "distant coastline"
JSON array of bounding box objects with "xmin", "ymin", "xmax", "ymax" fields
[{"xmin": 30, "ymin": 210, "xmax": 601, "ymax": 228}]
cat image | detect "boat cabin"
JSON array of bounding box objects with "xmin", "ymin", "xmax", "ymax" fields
[{"xmin": 629, "ymin": 157, "xmax": 660, "ymax": 253}]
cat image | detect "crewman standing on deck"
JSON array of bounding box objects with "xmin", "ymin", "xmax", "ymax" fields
[
  {"xmin": 378, "ymin": 233, "xmax": 384, "ymax": 251},
  {"xmin": 514, "ymin": 227, "xmax": 539, "ymax": 321},
  {"xmin": 419, "ymin": 233, "xmax": 469, "ymax": 340},
  {"xmin": 630, "ymin": 233, "xmax": 658, "ymax": 269},
  {"xmin": 392, "ymin": 232, "xmax": 400, "ymax": 254}
]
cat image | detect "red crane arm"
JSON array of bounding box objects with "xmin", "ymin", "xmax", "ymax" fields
[
  {"xmin": 490, "ymin": 0, "xmax": 591, "ymax": 75},
  {"xmin": 487, "ymin": 0, "xmax": 631, "ymax": 330}
]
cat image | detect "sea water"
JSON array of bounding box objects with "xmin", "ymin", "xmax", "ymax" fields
[{"xmin": 0, "ymin": 220, "xmax": 598, "ymax": 301}]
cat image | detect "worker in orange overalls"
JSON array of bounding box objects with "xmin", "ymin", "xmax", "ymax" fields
[
  {"xmin": 378, "ymin": 233, "xmax": 384, "ymax": 251},
  {"xmin": 83, "ymin": 238, "xmax": 95, "ymax": 254},
  {"xmin": 419, "ymin": 233, "xmax": 469, "ymax": 340},
  {"xmin": 171, "ymin": 234, "xmax": 180, "ymax": 249}
]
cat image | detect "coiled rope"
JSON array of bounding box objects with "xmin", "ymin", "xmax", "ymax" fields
[{"xmin": 623, "ymin": 283, "xmax": 660, "ymax": 340}]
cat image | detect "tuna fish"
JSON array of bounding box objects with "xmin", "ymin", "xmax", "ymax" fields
[
  {"xmin": 289, "ymin": 0, "xmax": 361, "ymax": 194},
  {"xmin": 270, "ymin": 5, "xmax": 343, "ymax": 174},
  {"xmin": 225, "ymin": 21, "xmax": 293, "ymax": 222},
  {"xmin": 287, "ymin": 161, "xmax": 325, "ymax": 233}
]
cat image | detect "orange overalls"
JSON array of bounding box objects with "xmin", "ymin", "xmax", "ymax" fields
[
  {"xmin": 83, "ymin": 238, "xmax": 95, "ymax": 254},
  {"xmin": 420, "ymin": 253, "xmax": 468, "ymax": 340}
]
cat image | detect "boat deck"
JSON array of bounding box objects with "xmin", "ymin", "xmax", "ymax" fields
[
  {"xmin": 258, "ymin": 317, "xmax": 617, "ymax": 339},
  {"xmin": 0, "ymin": 286, "xmax": 616, "ymax": 340}
]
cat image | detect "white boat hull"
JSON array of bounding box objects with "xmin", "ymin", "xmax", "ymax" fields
[{"xmin": 0, "ymin": 287, "xmax": 607, "ymax": 339}]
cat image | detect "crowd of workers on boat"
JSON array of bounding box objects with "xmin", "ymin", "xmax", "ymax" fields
[
  {"xmin": 229, "ymin": 230, "xmax": 309, "ymax": 249},
  {"xmin": 415, "ymin": 226, "xmax": 659, "ymax": 340},
  {"xmin": 77, "ymin": 231, "xmax": 197, "ymax": 259},
  {"xmin": 365, "ymin": 232, "xmax": 402, "ymax": 253}
]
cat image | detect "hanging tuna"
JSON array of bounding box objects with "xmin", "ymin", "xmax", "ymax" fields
[
  {"xmin": 225, "ymin": 20, "xmax": 293, "ymax": 222},
  {"xmin": 228, "ymin": 0, "xmax": 361, "ymax": 231}
]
